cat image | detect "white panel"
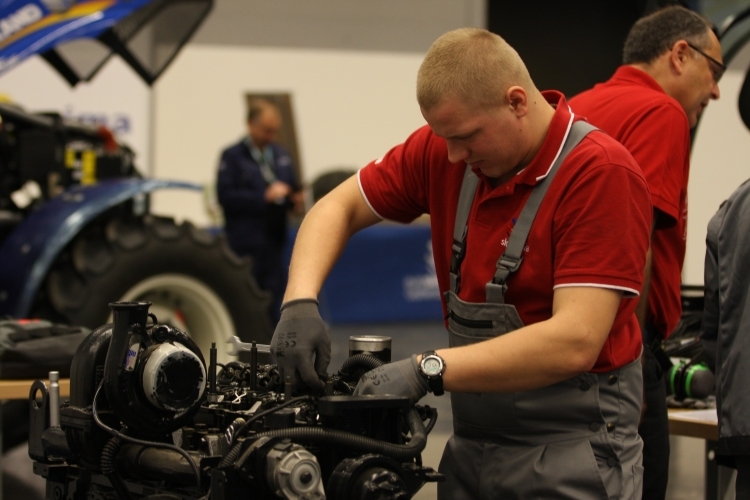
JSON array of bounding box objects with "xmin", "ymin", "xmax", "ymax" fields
[
  {"xmin": 685, "ymin": 40, "xmax": 750, "ymax": 284},
  {"xmin": 0, "ymin": 57, "xmax": 152, "ymax": 174},
  {"xmin": 151, "ymin": 45, "xmax": 427, "ymax": 226}
]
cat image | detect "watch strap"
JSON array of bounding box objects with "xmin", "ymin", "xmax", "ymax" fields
[{"xmin": 420, "ymin": 350, "xmax": 445, "ymax": 396}]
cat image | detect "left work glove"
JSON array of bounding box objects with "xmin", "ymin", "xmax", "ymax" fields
[
  {"xmin": 353, "ymin": 355, "xmax": 429, "ymax": 405},
  {"xmin": 271, "ymin": 298, "xmax": 330, "ymax": 392}
]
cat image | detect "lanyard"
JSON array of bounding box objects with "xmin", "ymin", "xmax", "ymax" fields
[{"xmin": 244, "ymin": 137, "xmax": 276, "ymax": 184}]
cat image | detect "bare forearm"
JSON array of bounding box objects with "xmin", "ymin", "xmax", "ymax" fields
[{"xmin": 284, "ymin": 176, "xmax": 380, "ymax": 301}]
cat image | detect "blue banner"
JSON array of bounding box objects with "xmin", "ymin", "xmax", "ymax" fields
[{"xmin": 285, "ymin": 224, "xmax": 444, "ymax": 324}]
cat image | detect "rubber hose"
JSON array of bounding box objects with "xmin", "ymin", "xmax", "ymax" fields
[
  {"xmin": 239, "ymin": 408, "xmax": 426, "ymax": 464},
  {"xmin": 101, "ymin": 437, "xmax": 135, "ymax": 500},
  {"xmin": 118, "ymin": 444, "xmax": 203, "ymax": 486},
  {"xmin": 219, "ymin": 440, "xmax": 243, "ymax": 468},
  {"xmin": 423, "ymin": 406, "xmax": 438, "ymax": 434},
  {"xmin": 337, "ymin": 353, "xmax": 385, "ymax": 378}
]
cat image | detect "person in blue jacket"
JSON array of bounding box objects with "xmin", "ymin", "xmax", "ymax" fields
[{"xmin": 216, "ymin": 98, "xmax": 303, "ymax": 325}]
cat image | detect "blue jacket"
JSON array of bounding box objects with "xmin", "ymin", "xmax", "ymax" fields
[{"xmin": 216, "ymin": 139, "xmax": 299, "ymax": 254}]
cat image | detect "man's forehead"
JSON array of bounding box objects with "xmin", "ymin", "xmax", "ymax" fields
[
  {"xmin": 704, "ymin": 29, "xmax": 723, "ymax": 59},
  {"xmin": 254, "ymin": 110, "xmax": 281, "ymax": 126},
  {"xmin": 423, "ymin": 99, "xmax": 484, "ymax": 135}
]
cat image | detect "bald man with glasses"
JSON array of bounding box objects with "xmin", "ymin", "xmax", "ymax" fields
[{"xmin": 570, "ymin": 6, "xmax": 723, "ymax": 499}]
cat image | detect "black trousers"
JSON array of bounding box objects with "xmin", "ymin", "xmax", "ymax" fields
[{"xmin": 639, "ymin": 343, "xmax": 670, "ymax": 500}]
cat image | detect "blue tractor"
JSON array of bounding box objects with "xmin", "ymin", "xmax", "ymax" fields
[{"xmin": 0, "ymin": 0, "xmax": 272, "ymax": 363}]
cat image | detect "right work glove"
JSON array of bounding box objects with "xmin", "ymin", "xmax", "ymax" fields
[
  {"xmin": 270, "ymin": 298, "xmax": 331, "ymax": 392},
  {"xmin": 353, "ymin": 355, "xmax": 429, "ymax": 405}
]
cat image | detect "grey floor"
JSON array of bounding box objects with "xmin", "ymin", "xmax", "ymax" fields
[{"xmin": 1, "ymin": 320, "xmax": 732, "ymax": 499}]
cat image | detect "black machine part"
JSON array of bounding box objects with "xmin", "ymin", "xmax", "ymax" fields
[
  {"xmin": 103, "ymin": 302, "xmax": 206, "ymax": 437},
  {"xmin": 30, "ymin": 303, "xmax": 444, "ymax": 499}
]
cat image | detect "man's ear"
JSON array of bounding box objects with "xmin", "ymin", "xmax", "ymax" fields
[
  {"xmin": 669, "ymin": 39, "xmax": 691, "ymax": 76},
  {"xmin": 506, "ymin": 86, "xmax": 528, "ymax": 117}
]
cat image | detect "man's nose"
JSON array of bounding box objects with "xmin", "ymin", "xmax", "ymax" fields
[
  {"xmin": 446, "ymin": 140, "xmax": 468, "ymax": 163},
  {"xmin": 711, "ymin": 81, "xmax": 721, "ymax": 100}
]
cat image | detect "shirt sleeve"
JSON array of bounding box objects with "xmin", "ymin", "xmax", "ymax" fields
[
  {"xmin": 624, "ymin": 103, "xmax": 689, "ymax": 226},
  {"xmin": 358, "ymin": 126, "xmax": 435, "ymax": 223},
  {"xmin": 552, "ymin": 149, "xmax": 653, "ymax": 297}
]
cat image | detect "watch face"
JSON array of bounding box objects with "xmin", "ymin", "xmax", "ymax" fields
[{"xmin": 422, "ymin": 356, "xmax": 443, "ymax": 376}]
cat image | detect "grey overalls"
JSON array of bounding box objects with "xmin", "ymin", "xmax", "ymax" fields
[{"xmin": 437, "ymin": 120, "xmax": 644, "ymax": 500}]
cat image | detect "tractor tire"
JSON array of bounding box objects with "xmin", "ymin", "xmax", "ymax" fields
[{"xmin": 35, "ymin": 214, "xmax": 272, "ymax": 363}]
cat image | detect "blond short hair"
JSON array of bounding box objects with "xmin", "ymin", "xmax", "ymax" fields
[{"xmin": 417, "ymin": 28, "xmax": 534, "ymax": 111}]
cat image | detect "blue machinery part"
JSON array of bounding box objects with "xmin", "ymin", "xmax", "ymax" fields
[
  {"xmin": 0, "ymin": 0, "xmax": 213, "ymax": 85},
  {"xmin": 0, "ymin": 178, "xmax": 201, "ymax": 318}
]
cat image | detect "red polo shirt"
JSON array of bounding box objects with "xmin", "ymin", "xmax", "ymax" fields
[
  {"xmin": 570, "ymin": 66, "xmax": 690, "ymax": 339},
  {"xmin": 358, "ymin": 91, "xmax": 651, "ymax": 372}
]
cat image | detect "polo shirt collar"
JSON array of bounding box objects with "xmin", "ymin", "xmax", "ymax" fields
[
  {"xmin": 512, "ymin": 90, "xmax": 575, "ymax": 187},
  {"xmin": 609, "ymin": 65, "xmax": 665, "ymax": 94}
]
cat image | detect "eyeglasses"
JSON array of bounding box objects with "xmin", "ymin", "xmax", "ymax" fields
[{"xmin": 686, "ymin": 41, "xmax": 726, "ymax": 83}]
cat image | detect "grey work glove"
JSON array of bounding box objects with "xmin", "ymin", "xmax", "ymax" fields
[
  {"xmin": 271, "ymin": 298, "xmax": 331, "ymax": 392},
  {"xmin": 353, "ymin": 355, "xmax": 429, "ymax": 405}
]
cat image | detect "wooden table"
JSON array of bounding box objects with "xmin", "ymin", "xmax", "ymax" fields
[
  {"xmin": 668, "ymin": 408, "xmax": 719, "ymax": 441},
  {"xmin": 0, "ymin": 378, "xmax": 70, "ymax": 400}
]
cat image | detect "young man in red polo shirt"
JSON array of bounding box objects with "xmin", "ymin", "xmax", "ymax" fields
[
  {"xmin": 271, "ymin": 28, "xmax": 652, "ymax": 498},
  {"xmin": 570, "ymin": 7, "xmax": 722, "ymax": 498}
]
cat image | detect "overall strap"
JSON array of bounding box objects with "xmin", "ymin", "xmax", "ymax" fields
[
  {"xmin": 485, "ymin": 120, "xmax": 597, "ymax": 303},
  {"xmin": 449, "ymin": 166, "xmax": 480, "ymax": 293}
]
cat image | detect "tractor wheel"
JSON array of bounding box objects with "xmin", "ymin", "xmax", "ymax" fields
[{"xmin": 36, "ymin": 215, "xmax": 272, "ymax": 363}]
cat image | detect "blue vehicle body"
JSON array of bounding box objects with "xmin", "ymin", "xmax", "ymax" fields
[
  {"xmin": 0, "ymin": 178, "xmax": 201, "ymax": 318},
  {"xmin": 0, "ymin": 0, "xmax": 147, "ymax": 75},
  {"xmin": 0, "ymin": 0, "xmax": 212, "ymax": 84}
]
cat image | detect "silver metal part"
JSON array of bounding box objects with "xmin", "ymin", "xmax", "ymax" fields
[
  {"xmin": 349, "ymin": 335, "xmax": 392, "ymax": 362},
  {"xmin": 48, "ymin": 371, "xmax": 60, "ymax": 427},
  {"xmin": 349, "ymin": 335, "xmax": 392, "ymax": 353},
  {"xmin": 266, "ymin": 443, "xmax": 325, "ymax": 500},
  {"xmin": 226, "ymin": 336, "xmax": 271, "ymax": 356}
]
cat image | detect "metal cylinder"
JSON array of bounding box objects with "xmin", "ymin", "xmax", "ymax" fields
[
  {"xmin": 209, "ymin": 342, "xmax": 217, "ymax": 394},
  {"xmin": 48, "ymin": 371, "xmax": 60, "ymax": 427},
  {"xmin": 348, "ymin": 335, "xmax": 392, "ymax": 363}
]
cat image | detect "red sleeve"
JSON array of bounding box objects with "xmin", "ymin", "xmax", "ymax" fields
[
  {"xmin": 358, "ymin": 125, "xmax": 435, "ymax": 223},
  {"xmin": 552, "ymin": 138, "xmax": 653, "ymax": 296},
  {"xmin": 621, "ymin": 103, "xmax": 689, "ymax": 226}
]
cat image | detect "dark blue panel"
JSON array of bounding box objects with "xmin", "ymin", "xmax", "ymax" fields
[{"xmin": 285, "ymin": 224, "xmax": 443, "ymax": 324}]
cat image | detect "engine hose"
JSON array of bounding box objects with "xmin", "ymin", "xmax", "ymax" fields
[
  {"xmin": 218, "ymin": 440, "xmax": 243, "ymax": 469},
  {"xmin": 337, "ymin": 353, "xmax": 385, "ymax": 378},
  {"xmin": 237, "ymin": 408, "xmax": 426, "ymax": 465},
  {"xmin": 101, "ymin": 438, "xmax": 135, "ymax": 500},
  {"xmin": 92, "ymin": 382, "xmax": 202, "ymax": 486},
  {"xmin": 118, "ymin": 444, "xmax": 205, "ymax": 486},
  {"xmin": 422, "ymin": 406, "xmax": 438, "ymax": 435}
]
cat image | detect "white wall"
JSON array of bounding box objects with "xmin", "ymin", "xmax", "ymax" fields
[
  {"xmin": 684, "ymin": 39, "xmax": 750, "ymax": 284},
  {"xmin": 150, "ymin": 45, "xmax": 428, "ymax": 226},
  {"xmin": 192, "ymin": 0, "xmax": 486, "ymax": 53}
]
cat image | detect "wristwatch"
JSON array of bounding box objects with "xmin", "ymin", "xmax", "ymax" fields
[{"xmin": 419, "ymin": 351, "xmax": 446, "ymax": 396}]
